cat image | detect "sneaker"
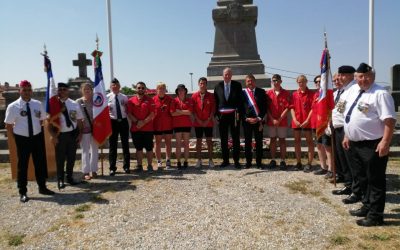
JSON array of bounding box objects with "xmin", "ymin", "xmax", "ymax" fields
[
  {"xmin": 183, "ymin": 161, "xmax": 189, "ymax": 169},
  {"xmin": 269, "ymin": 160, "xmax": 277, "ymax": 169},
  {"xmin": 303, "ymin": 164, "xmax": 312, "ymax": 173},
  {"xmin": 293, "ymin": 162, "xmax": 303, "ymax": 171},
  {"xmin": 166, "ymin": 160, "xmax": 172, "ymax": 170},
  {"xmin": 279, "ymin": 161, "xmax": 286, "ymax": 170},
  {"xmin": 147, "ymin": 165, "xmax": 154, "ymax": 174},
  {"xmin": 195, "ymin": 159, "xmax": 202, "ymax": 169},
  {"xmin": 314, "ymin": 168, "xmax": 328, "ymax": 175},
  {"xmin": 324, "ymin": 171, "xmax": 333, "ymax": 179},
  {"xmin": 208, "ymin": 159, "xmax": 215, "ymax": 168},
  {"xmin": 157, "ymin": 160, "xmax": 163, "ymax": 169}
]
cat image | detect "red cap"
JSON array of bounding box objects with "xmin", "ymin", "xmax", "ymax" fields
[{"xmin": 19, "ymin": 80, "xmax": 32, "ymax": 88}]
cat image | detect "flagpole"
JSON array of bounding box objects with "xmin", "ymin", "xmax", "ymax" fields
[
  {"xmin": 106, "ymin": 0, "xmax": 114, "ymax": 81},
  {"xmin": 369, "ymin": 0, "xmax": 374, "ymax": 67}
]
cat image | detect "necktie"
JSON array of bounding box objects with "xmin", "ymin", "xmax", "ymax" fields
[
  {"xmin": 334, "ymin": 89, "xmax": 343, "ymax": 104},
  {"xmin": 26, "ymin": 102, "xmax": 33, "ymax": 137},
  {"xmin": 225, "ymin": 84, "xmax": 230, "ymax": 100},
  {"xmin": 345, "ymin": 90, "xmax": 365, "ymax": 124},
  {"xmin": 62, "ymin": 102, "xmax": 73, "ymax": 128},
  {"xmin": 115, "ymin": 94, "xmax": 123, "ymax": 120}
]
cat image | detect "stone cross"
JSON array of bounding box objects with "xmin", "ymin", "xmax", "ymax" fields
[{"xmin": 73, "ymin": 53, "xmax": 92, "ymax": 79}]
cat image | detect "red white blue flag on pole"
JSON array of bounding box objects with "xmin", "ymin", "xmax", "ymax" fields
[
  {"xmin": 44, "ymin": 53, "xmax": 61, "ymax": 133},
  {"xmin": 316, "ymin": 45, "xmax": 335, "ymax": 139},
  {"xmin": 91, "ymin": 50, "xmax": 112, "ymax": 145}
]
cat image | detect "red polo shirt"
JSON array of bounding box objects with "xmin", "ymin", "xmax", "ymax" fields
[
  {"xmin": 170, "ymin": 97, "xmax": 193, "ymax": 128},
  {"xmin": 290, "ymin": 88, "xmax": 315, "ymax": 128},
  {"xmin": 153, "ymin": 95, "xmax": 173, "ymax": 131},
  {"xmin": 127, "ymin": 95, "xmax": 155, "ymax": 132},
  {"xmin": 266, "ymin": 88, "xmax": 291, "ymax": 127},
  {"xmin": 192, "ymin": 91, "xmax": 215, "ymax": 127},
  {"xmin": 311, "ymin": 91, "xmax": 320, "ymax": 129}
]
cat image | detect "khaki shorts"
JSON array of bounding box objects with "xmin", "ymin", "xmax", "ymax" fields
[{"xmin": 267, "ymin": 126, "xmax": 288, "ymax": 138}]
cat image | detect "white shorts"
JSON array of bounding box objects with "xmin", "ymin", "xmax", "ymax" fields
[{"xmin": 267, "ymin": 126, "xmax": 288, "ymax": 139}]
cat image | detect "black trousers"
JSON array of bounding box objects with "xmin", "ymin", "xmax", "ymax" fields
[
  {"xmin": 348, "ymin": 139, "xmax": 388, "ymax": 219},
  {"xmin": 243, "ymin": 121, "xmax": 263, "ymax": 166},
  {"xmin": 334, "ymin": 127, "xmax": 360, "ymax": 195},
  {"xmin": 14, "ymin": 133, "xmax": 47, "ymax": 195},
  {"xmin": 218, "ymin": 114, "xmax": 240, "ymax": 164},
  {"xmin": 55, "ymin": 130, "xmax": 78, "ymax": 180},
  {"xmin": 109, "ymin": 119, "xmax": 130, "ymax": 171}
]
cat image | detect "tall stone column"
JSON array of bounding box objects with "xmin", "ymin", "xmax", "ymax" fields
[{"xmin": 207, "ymin": 0, "xmax": 269, "ymax": 88}]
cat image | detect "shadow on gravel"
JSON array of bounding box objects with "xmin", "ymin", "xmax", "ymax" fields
[{"xmin": 386, "ymin": 174, "xmax": 400, "ymax": 192}]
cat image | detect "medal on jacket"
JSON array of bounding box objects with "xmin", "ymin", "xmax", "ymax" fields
[
  {"xmin": 336, "ymin": 100, "xmax": 346, "ymax": 113},
  {"xmin": 357, "ymin": 101, "xmax": 369, "ymax": 113}
]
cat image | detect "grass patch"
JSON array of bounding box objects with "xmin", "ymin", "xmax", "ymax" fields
[
  {"xmin": 75, "ymin": 204, "xmax": 91, "ymax": 212},
  {"xmin": 363, "ymin": 233, "xmax": 391, "ymax": 241},
  {"xmin": 7, "ymin": 233, "xmax": 25, "ymax": 246},
  {"xmin": 329, "ymin": 235, "xmax": 350, "ymax": 246},
  {"xmin": 284, "ymin": 179, "xmax": 311, "ymax": 194},
  {"xmin": 0, "ymin": 163, "xmax": 10, "ymax": 169}
]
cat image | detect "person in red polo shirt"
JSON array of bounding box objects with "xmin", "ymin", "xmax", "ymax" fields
[
  {"xmin": 192, "ymin": 77, "xmax": 215, "ymax": 168},
  {"xmin": 153, "ymin": 82, "xmax": 173, "ymax": 170},
  {"xmin": 127, "ymin": 82, "xmax": 155, "ymax": 173},
  {"xmin": 266, "ymin": 74, "xmax": 291, "ymax": 170},
  {"xmin": 290, "ymin": 75, "xmax": 315, "ymax": 171},
  {"xmin": 171, "ymin": 84, "xmax": 193, "ymax": 170}
]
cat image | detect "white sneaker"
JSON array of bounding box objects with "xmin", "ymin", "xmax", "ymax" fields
[
  {"xmin": 209, "ymin": 159, "xmax": 215, "ymax": 168},
  {"xmin": 195, "ymin": 159, "xmax": 202, "ymax": 168},
  {"xmin": 157, "ymin": 161, "xmax": 162, "ymax": 169}
]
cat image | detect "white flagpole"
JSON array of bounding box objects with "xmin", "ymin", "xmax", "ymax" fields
[
  {"xmin": 106, "ymin": 0, "xmax": 114, "ymax": 81},
  {"xmin": 369, "ymin": 0, "xmax": 374, "ymax": 67}
]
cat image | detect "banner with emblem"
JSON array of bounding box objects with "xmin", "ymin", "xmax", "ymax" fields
[
  {"xmin": 43, "ymin": 52, "xmax": 61, "ymax": 133},
  {"xmin": 91, "ymin": 49, "xmax": 112, "ymax": 145},
  {"xmin": 316, "ymin": 35, "xmax": 335, "ymax": 139}
]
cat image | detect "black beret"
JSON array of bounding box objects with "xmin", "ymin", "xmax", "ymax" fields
[
  {"xmin": 57, "ymin": 82, "xmax": 68, "ymax": 88},
  {"xmin": 356, "ymin": 63, "xmax": 373, "ymax": 73},
  {"xmin": 338, "ymin": 65, "xmax": 356, "ymax": 74},
  {"xmin": 175, "ymin": 84, "xmax": 188, "ymax": 95}
]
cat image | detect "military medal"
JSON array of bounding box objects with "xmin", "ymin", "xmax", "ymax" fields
[
  {"xmin": 20, "ymin": 110, "xmax": 27, "ymax": 117},
  {"xmin": 357, "ymin": 102, "xmax": 369, "ymax": 113},
  {"xmin": 336, "ymin": 100, "xmax": 346, "ymax": 113},
  {"xmin": 70, "ymin": 110, "xmax": 77, "ymax": 121}
]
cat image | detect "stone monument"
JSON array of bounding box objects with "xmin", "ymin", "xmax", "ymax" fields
[
  {"xmin": 207, "ymin": 0, "xmax": 269, "ymax": 89},
  {"xmin": 68, "ymin": 53, "xmax": 93, "ymax": 89}
]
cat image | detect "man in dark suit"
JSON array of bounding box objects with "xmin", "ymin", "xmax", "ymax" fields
[
  {"xmin": 214, "ymin": 67, "xmax": 243, "ymax": 168},
  {"xmin": 242, "ymin": 74, "xmax": 267, "ymax": 168}
]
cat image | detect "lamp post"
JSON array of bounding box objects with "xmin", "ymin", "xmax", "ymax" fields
[{"xmin": 189, "ymin": 72, "xmax": 193, "ymax": 91}]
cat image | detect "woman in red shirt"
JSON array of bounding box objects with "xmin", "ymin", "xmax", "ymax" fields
[
  {"xmin": 153, "ymin": 82, "xmax": 173, "ymax": 170},
  {"xmin": 290, "ymin": 75, "xmax": 315, "ymax": 171},
  {"xmin": 171, "ymin": 84, "xmax": 193, "ymax": 169}
]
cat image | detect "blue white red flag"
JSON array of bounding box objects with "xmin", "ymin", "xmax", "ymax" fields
[
  {"xmin": 91, "ymin": 50, "xmax": 112, "ymax": 145},
  {"xmin": 316, "ymin": 48, "xmax": 335, "ymax": 139},
  {"xmin": 44, "ymin": 54, "xmax": 61, "ymax": 133}
]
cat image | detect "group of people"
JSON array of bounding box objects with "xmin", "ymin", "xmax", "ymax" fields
[{"xmin": 5, "ymin": 64, "xmax": 396, "ymax": 227}]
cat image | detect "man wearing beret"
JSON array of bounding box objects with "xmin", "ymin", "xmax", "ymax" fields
[
  {"xmin": 5, "ymin": 80, "xmax": 54, "ymax": 202},
  {"xmin": 342, "ymin": 63, "xmax": 397, "ymax": 226},
  {"xmin": 331, "ymin": 65, "xmax": 363, "ymax": 205},
  {"xmin": 48, "ymin": 82, "xmax": 83, "ymax": 189}
]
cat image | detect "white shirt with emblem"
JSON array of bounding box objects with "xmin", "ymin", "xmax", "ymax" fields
[
  {"xmin": 343, "ymin": 83, "xmax": 396, "ymax": 141},
  {"xmin": 107, "ymin": 92, "xmax": 128, "ymax": 119},
  {"xmin": 4, "ymin": 97, "xmax": 46, "ymax": 137},
  {"xmin": 332, "ymin": 80, "xmax": 355, "ymax": 128},
  {"xmin": 60, "ymin": 98, "xmax": 83, "ymax": 132}
]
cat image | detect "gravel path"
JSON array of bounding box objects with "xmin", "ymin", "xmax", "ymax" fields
[{"xmin": 0, "ymin": 161, "xmax": 399, "ymax": 249}]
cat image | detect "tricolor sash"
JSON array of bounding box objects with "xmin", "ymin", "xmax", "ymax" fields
[{"xmin": 244, "ymin": 88, "xmax": 260, "ymax": 117}]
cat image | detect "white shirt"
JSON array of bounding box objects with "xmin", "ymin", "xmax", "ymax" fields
[
  {"xmin": 107, "ymin": 92, "xmax": 128, "ymax": 119},
  {"xmin": 60, "ymin": 98, "xmax": 83, "ymax": 132},
  {"xmin": 343, "ymin": 83, "xmax": 397, "ymax": 141},
  {"xmin": 4, "ymin": 97, "xmax": 46, "ymax": 137},
  {"xmin": 332, "ymin": 80, "xmax": 355, "ymax": 128}
]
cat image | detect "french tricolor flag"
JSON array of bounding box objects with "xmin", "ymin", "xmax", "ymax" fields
[
  {"xmin": 44, "ymin": 54, "xmax": 61, "ymax": 133},
  {"xmin": 91, "ymin": 50, "xmax": 112, "ymax": 146}
]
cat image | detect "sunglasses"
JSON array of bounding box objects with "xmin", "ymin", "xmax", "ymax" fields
[{"xmin": 272, "ymin": 79, "xmax": 280, "ymax": 82}]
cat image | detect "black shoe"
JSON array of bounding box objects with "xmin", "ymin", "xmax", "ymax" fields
[
  {"xmin": 124, "ymin": 168, "xmax": 130, "ymax": 174},
  {"xmin": 349, "ymin": 208, "xmax": 369, "ymax": 217},
  {"xmin": 314, "ymin": 168, "xmax": 328, "ymax": 175},
  {"xmin": 133, "ymin": 165, "xmax": 143, "ymax": 173},
  {"xmin": 256, "ymin": 164, "xmax": 262, "ymax": 169},
  {"xmin": 356, "ymin": 217, "xmax": 384, "ymax": 227},
  {"xmin": 109, "ymin": 170, "xmax": 116, "ymax": 176},
  {"xmin": 147, "ymin": 165, "xmax": 154, "ymax": 174},
  {"xmin": 332, "ymin": 186, "xmax": 352, "ymax": 195},
  {"xmin": 293, "ymin": 162, "xmax": 303, "ymax": 171},
  {"xmin": 342, "ymin": 194, "xmax": 362, "ymax": 204},
  {"xmin": 269, "ymin": 160, "xmax": 277, "ymax": 169},
  {"xmin": 57, "ymin": 179, "xmax": 65, "ymax": 190},
  {"xmin": 183, "ymin": 161, "xmax": 189, "ymax": 169},
  {"xmin": 177, "ymin": 162, "xmax": 183, "ymax": 170},
  {"xmin": 329, "ymin": 176, "xmax": 345, "ymax": 184},
  {"xmin": 219, "ymin": 161, "xmax": 229, "ymax": 168},
  {"xmin": 67, "ymin": 178, "xmax": 79, "ymax": 186},
  {"xmin": 279, "ymin": 161, "xmax": 286, "ymax": 170},
  {"xmin": 245, "ymin": 163, "xmax": 252, "ymax": 169},
  {"xmin": 39, "ymin": 187, "xmax": 55, "ymax": 195},
  {"xmin": 303, "ymin": 164, "xmax": 312, "ymax": 173},
  {"xmin": 234, "ymin": 162, "xmax": 241, "ymax": 169},
  {"xmin": 20, "ymin": 194, "xmax": 29, "ymax": 203}
]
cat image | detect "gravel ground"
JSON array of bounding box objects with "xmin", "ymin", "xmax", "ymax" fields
[{"xmin": 0, "ymin": 160, "xmax": 399, "ymax": 249}]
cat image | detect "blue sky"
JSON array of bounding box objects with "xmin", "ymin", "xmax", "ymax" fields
[{"xmin": 1, "ymin": 0, "xmax": 399, "ymax": 91}]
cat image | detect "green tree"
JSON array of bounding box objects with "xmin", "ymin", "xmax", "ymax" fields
[{"xmin": 120, "ymin": 86, "xmax": 135, "ymax": 95}]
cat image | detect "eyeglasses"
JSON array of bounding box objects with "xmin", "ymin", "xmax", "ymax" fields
[{"xmin": 272, "ymin": 79, "xmax": 279, "ymax": 82}]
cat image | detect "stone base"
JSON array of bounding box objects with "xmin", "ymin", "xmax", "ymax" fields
[{"xmin": 206, "ymin": 74, "xmax": 270, "ymax": 90}]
